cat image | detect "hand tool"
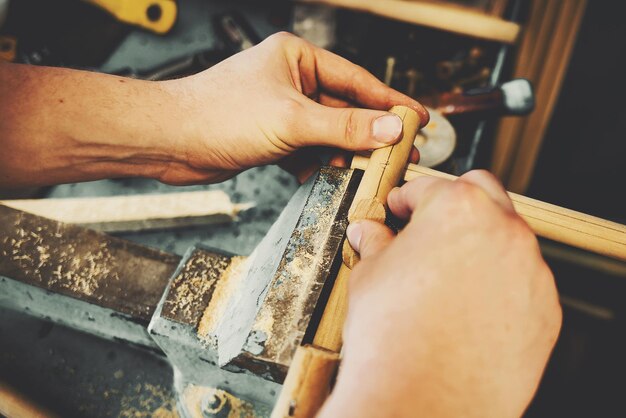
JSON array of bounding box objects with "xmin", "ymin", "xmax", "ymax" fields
[
  {"xmin": 414, "ymin": 79, "xmax": 534, "ymax": 168},
  {"xmin": 1, "ymin": 115, "xmax": 625, "ymax": 417},
  {"xmin": 84, "ymin": 0, "xmax": 177, "ymax": 34}
]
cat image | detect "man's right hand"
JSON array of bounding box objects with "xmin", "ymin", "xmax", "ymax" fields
[{"xmin": 319, "ymin": 170, "xmax": 562, "ymax": 418}]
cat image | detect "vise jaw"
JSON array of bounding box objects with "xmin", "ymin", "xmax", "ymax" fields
[{"xmin": 0, "ymin": 166, "xmax": 360, "ymax": 417}]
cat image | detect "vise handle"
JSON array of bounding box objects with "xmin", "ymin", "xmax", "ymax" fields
[{"xmin": 272, "ymin": 106, "xmax": 420, "ymax": 418}]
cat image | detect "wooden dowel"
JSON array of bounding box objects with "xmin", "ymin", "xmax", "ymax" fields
[
  {"xmin": 299, "ymin": 0, "xmax": 521, "ymax": 44},
  {"xmin": 342, "ymin": 106, "xmax": 420, "ymax": 268},
  {"xmin": 0, "ymin": 380, "xmax": 58, "ymax": 418},
  {"xmin": 270, "ymin": 345, "xmax": 340, "ymax": 418},
  {"xmin": 351, "ymin": 156, "xmax": 626, "ymax": 262},
  {"xmin": 272, "ymin": 107, "xmax": 419, "ymax": 418}
]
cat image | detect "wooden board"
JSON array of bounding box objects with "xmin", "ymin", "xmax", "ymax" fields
[{"xmin": 1, "ymin": 190, "xmax": 252, "ymax": 233}]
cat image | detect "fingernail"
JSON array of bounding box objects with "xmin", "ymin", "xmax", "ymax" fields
[
  {"xmin": 372, "ymin": 114, "xmax": 402, "ymax": 144},
  {"xmin": 346, "ymin": 222, "xmax": 363, "ymax": 252}
]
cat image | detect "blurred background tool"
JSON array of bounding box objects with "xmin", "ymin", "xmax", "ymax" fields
[{"xmin": 84, "ymin": 0, "xmax": 177, "ymax": 34}]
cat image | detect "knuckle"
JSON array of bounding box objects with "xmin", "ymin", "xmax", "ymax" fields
[
  {"xmin": 450, "ymin": 180, "xmax": 483, "ymax": 205},
  {"xmin": 265, "ymin": 31, "xmax": 298, "ymax": 49},
  {"xmin": 277, "ymin": 98, "xmax": 306, "ymax": 137},
  {"xmin": 462, "ymin": 169, "xmax": 497, "ymax": 183},
  {"xmin": 508, "ymin": 215, "xmax": 538, "ymax": 250},
  {"xmin": 340, "ymin": 109, "xmax": 359, "ymax": 147}
]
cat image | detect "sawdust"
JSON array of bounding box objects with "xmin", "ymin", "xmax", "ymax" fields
[
  {"xmin": 197, "ymin": 256, "xmax": 249, "ymax": 345},
  {"xmin": 1, "ymin": 216, "xmax": 119, "ymax": 296},
  {"xmin": 249, "ymin": 167, "xmax": 351, "ymax": 363},
  {"xmin": 119, "ymin": 383, "xmax": 178, "ymax": 418},
  {"xmin": 163, "ymin": 251, "xmax": 231, "ymax": 325}
]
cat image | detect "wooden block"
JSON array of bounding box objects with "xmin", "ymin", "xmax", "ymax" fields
[{"xmin": 0, "ymin": 190, "xmax": 252, "ymax": 233}]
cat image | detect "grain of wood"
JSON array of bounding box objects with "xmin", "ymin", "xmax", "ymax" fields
[
  {"xmin": 342, "ymin": 106, "xmax": 420, "ymax": 267},
  {"xmin": 0, "ymin": 190, "xmax": 252, "ymax": 232},
  {"xmin": 270, "ymin": 345, "xmax": 340, "ymax": 418}
]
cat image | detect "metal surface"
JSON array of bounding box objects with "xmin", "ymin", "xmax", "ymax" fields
[
  {"xmin": 1, "ymin": 2, "xmax": 293, "ymax": 415},
  {"xmin": 148, "ymin": 167, "xmax": 360, "ymax": 416}
]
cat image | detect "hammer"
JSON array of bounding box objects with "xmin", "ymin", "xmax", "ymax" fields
[{"xmin": 271, "ymin": 106, "xmax": 420, "ymax": 417}]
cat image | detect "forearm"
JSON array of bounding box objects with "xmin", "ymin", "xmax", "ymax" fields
[{"xmin": 0, "ymin": 62, "xmax": 191, "ymax": 188}]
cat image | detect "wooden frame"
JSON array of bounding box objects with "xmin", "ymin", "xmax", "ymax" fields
[{"xmin": 491, "ymin": 0, "xmax": 588, "ymax": 193}]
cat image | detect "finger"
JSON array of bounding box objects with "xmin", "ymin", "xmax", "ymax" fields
[
  {"xmin": 387, "ymin": 177, "xmax": 451, "ymax": 219},
  {"xmin": 458, "ymin": 170, "xmax": 514, "ymax": 212},
  {"xmin": 328, "ymin": 151, "xmax": 350, "ymax": 168},
  {"xmin": 313, "ymin": 47, "xmax": 430, "ymax": 127},
  {"xmin": 346, "ymin": 220, "xmax": 395, "ymax": 260},
  {"xmin": 409, "ymin": 146, "xmax": 420, "ymax": 164},
  {"xmin": 294, "ymin": 101, "xmax": 403, "ymax": 150},
  {"xmin": 318, "ymin": 93, "xmax": 352, "ymax": 108}
]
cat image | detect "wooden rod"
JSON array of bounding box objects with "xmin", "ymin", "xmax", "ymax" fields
[
  {"xmin": 342, "ymin": 106, "xmax": 420, "ymax": 268},
  {"xmin": 271, "ymin": 345, "xmax": 340, "ymax": 418},
  {"xmin": 352, "ymin": 155, "xmax": 626, "ymax": 262},
  {"xmin": 272, "ymin": 107, "xmax": 419, "ymax": 418},
  {"xmin": 299, "ymin": 0, "xmax": 521, "ymax": 44},
  {"xmin": 0, "ymin": 380, "xmax": 58, "ymax": 418}
]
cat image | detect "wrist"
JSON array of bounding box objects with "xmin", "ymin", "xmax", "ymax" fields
[{"xmin": 61, "ymin": 77, "xmax": 192, "ymax": 182}]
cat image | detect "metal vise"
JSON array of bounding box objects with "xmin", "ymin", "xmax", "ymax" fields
[{"xmin": 0, "ymin": 166, "xmax": 361, "ymax": 417}]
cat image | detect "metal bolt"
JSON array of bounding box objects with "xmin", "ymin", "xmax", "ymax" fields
[{"xmin": 201, "ymin": 392, "xmax": 231, "ymax": 418}]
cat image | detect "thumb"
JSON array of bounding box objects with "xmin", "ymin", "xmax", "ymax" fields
[
  {"xmin": 346, "ymin": 220, "xmax": 395, "ymax": 260},
  {"xmin": 296, "ymin": 103, "xmax": 404, "ymax": 150}
]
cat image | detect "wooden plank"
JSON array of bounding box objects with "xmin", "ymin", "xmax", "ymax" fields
[
  {"xmin": 0, "ymin": 190, "xmax": 252, "ymax": 233},
  {"xmin": 352, "ymin": 155, "xmax": 626, "ymax": 262},
  {"xmin": 299, "ymin": 0, "xmax": 521, "ymax": 43}
]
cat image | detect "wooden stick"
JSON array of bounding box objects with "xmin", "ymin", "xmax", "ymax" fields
[
  {"xmin": 271, "ymin": 345, "xmax": 340, "ymax": 418},
  {"xmin": 271, "ymin": 107, "xmax": 418, "ymax": 418},
  {"xmin": 0, "ymin": 380, "xmax": 58, "ymax": 418},
  {"xmin": 341, "ymin": 106, "xmax": 420, "ymax": 268},
  {"xmin": 299, "ymin": 0, "xmax": 521, "ymax": 44},
  {"xmin": 0, "ymin": 190, "xmax": 252, "ymax": 233},
  {"xmin": 352, "ymin": 156, "xmax": 626, "ymax": 262}
]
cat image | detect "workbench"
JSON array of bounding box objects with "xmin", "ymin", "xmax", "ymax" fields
[{"xmin": 0, "ymin": 1, "xmax": 292, "ymax": 416}]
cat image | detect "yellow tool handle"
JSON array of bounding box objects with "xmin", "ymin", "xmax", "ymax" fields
[{"xmin": 84, "ymin": 0, "xmax": 177, "ymax": 34}]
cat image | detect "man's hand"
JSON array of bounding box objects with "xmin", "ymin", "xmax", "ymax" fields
[
  {"xmin": 160, "ymin": 32, "xmax": 427, "ymax": 184},
  {"xmin": 319, "ymin": 170, "xmax": 562, "ymax": 418},
  {"xmin": 0, "ymin": 33, "xmax": 425, "ymax": 188}
]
